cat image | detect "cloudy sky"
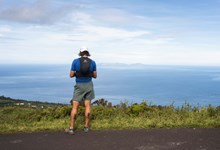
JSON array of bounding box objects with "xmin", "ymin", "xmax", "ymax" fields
[{"xmin": 0, "ymin": 0, "xmax": 220, "ymax": 65}]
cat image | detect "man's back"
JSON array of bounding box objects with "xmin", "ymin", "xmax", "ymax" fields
[{"xmin": 70, "ymin": 57, "xmax": 96, "ymax": 83}]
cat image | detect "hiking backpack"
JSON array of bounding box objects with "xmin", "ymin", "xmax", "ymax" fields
[{"xmin": 75, "ymin": 57, "xmax": 93, "ymax": 77}]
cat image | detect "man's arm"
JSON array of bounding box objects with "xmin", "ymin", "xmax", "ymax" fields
[
  {"xmin": 70, "ymin": 70, "xmax": 75, "ymax": 78},
  {"xmin": 92, "ymin": 60, "xmax": 97, "ymax": 78},
  {"xmin": 93, "ymin": 71, "xmax": 97, "ymax": 78}
]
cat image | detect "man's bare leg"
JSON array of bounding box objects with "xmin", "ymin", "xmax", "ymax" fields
[
  {"xmin": 84, "ymin": 100, "xmax": 91, "ymax": 128},
  {"xmin": 70, "ymin": 101, "xmax": 79, "ymax": 129}
]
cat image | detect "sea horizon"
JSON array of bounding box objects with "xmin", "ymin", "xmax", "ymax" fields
[{"xmin": 0, "ymin": 64, "xmax": 220, "ymax": 107}]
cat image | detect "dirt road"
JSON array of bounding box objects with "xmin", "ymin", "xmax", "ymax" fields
[{"xmin": 0, "ymin": 128, "xmax": 219, "ymax": 150}]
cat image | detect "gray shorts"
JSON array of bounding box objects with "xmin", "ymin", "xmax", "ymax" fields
[{"xmin": 72, "ymin": 81, "xmax": 95, "ymax": 102}]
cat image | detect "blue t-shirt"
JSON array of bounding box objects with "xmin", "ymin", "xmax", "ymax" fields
[{"xmin": 71, "ymin": 57, "xmax": 96, "ymax": 83}]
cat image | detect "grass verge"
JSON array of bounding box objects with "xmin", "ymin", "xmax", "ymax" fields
[{"xmin": 0, "ymin": 102, "xmax": 220, "ymax": 133}]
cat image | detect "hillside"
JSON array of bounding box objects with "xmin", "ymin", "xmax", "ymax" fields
[{"xmin": 0, "ymin": 95, "xmax": 65, "ymax": 108}]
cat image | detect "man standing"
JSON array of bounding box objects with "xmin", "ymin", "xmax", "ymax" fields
[{"xmin": 66, "ymin": 46, "xmax": 97, "ymax": 135}]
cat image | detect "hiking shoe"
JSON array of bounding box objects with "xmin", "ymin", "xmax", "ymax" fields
[
  {"xmin": 83, "ymin": 127, "xmax": 90, "ymax": 133},
  {"xmin": 65, "ymin": 128, "xmax": 75, "ymax": 135}
]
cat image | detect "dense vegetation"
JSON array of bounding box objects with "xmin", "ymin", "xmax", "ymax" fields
[{"xmin": 0, "ymin": 97, "xmax": 219, "ymax": 133}]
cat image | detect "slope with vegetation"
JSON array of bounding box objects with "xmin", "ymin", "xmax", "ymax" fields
[{"xmin": 0, "ymin": 96, "xmax": 219, "ymax": 133}]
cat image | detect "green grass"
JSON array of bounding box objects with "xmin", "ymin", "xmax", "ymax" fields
[{"xmin": 0, "ymin": 102, "xmax": 220, "ymax": 133}]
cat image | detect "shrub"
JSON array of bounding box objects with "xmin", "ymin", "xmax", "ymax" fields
[{"xmin": 1, "ymin": 101, "xmax": 220, "ymax": 133}]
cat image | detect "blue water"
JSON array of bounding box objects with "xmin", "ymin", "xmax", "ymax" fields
[{"xmin": 0, "ymin": 64, "xmax": 220, "ymax": 106}]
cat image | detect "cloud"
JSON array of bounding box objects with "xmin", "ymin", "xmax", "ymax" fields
[
  {"xmin": 0, "ymin": 26, "xmax": 11, "ymax": 32},
  {"xmin": 0, "ymin": 36, "xmax": 23, "ymax": 41},
  {"xmin": 0, "ymin": 26, "xmax": 18, "ymax": 41},
  {"xmin": 94, "ymin": 50, "xmax": 220, "ymax": 66},
  {"xmin": 91, "ymin": 8, "xmax": 143, "ymax": 24},
  {"xmin": 0, "ymin": 0, "xmax": 219, "ymax": 66},
  {"xmin": 0, "ymin": 26, "xmax": 25, "ymax": 42},
  {"xmin": 0, "ymin": 0, "xmax": 79, "ymax": 24},
  {"xmin": 74, "ymin": 24, "xmax": 150, "ymax": 41}
]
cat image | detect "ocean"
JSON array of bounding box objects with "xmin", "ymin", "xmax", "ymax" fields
[{"xmin": 0, "ymin": 64, "xmax": 220, "ymax": 107}]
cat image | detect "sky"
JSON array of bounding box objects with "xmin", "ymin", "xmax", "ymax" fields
[{"xmin": 0, "ymin": 0, "xmax": 220, "ymax": 66}]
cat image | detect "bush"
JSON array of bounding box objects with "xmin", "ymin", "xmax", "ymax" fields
[{"xmin": 1, "ymin": 101, "xmax": 220, "ymax": 133}]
